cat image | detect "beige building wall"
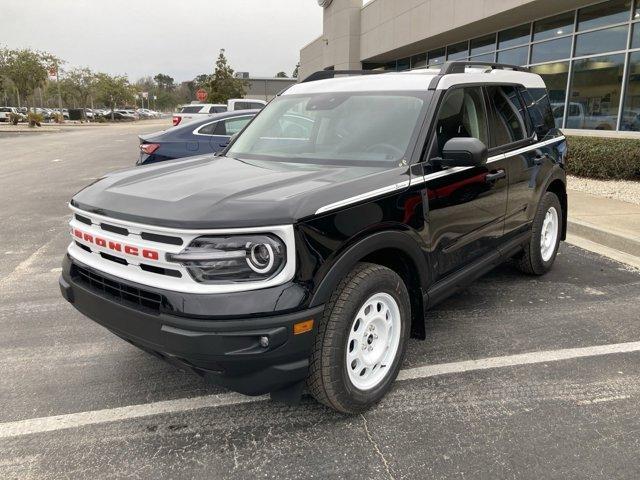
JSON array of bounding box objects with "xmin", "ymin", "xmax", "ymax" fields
[{"xmin": 299, "ymin": 0, "xmax": 597, "ymax": 75}]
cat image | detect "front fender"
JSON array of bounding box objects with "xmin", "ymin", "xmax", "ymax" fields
[{"xmin": 308, "ymin": 229, "xmax": 429, "ymax": 308}]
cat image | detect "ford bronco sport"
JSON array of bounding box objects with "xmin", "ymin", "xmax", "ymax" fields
[{"xmin": 60, "ymin": 62, "xmax": 567, "ymax": 413}]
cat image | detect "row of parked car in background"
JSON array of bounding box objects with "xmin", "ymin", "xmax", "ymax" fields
[{"xmin": 0, "ymin": 106, "xmax": 164, "ymax": 123}]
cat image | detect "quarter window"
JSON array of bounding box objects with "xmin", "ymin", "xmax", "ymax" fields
[
  {"xmin": 215, "ymin": 116, "xmax": 252, "ymax": 136},
  {"xmin": 197, "ymin": 122, "xmax": 218, "ymax": 135},
  {"xmin": 433, "ymin": 87, "xmax": 488, "ymax": 155},
  {"xmin": 487, "ymin": 86, "xmax": 528, "ymax": 146}
]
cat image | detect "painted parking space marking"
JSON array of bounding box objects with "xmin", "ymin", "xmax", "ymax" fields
[{"xmin": 1, "ymin": 340, "xmax": 639, "ymax": 439}]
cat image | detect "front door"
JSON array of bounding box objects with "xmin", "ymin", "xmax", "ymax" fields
[{"xmin": 420, "ymin": 86, "xmax": 509, "ymax": 281}]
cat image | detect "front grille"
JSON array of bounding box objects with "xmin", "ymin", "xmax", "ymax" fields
[{"xmin": 72, "ymin": 264, "xmax": 168, "ymax": 313}]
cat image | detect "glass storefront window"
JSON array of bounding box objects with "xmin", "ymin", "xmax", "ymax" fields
[
  {"xmin": 622, "ymin": 52, "xmax": 640, "ymax": 130},
  {"xmin": 397, "ymin": 57, "xmax": 410, "ymax": 71},
  {"xmin": 578, "ymin": 0, "xmax": 632, "ymax": 31},
  {"xmin": 534, "ymin": 12, "xmax": 575, "ymax": 41},
  {"xmin": 447, "ymin": 41, "xmax": 469, "ymax": 60},
  {"xmin": 575, "ymin": 25, "xmax": 629, "ymax": 57},
  {"xmin": 497, "ymin": 46, "xmax": 528, "ymax": 65},
  {"xmin": 498, "ymin": 24, "xmax": 531, "ymax": 49},
  {"xmin": 428, "ymin": 48, "xmax": 446, "ymax": 67},
  {"xmin": 635, "ymin": 0, "xmax": 640, "ymax": 20},
  {"xmin": 469, "ymin": 53, "xmax": 496, "ymax": 63},
  {"xmin": 470, "ymin": 34, "xmax": 496, "ymax": 56},
  {"xmin": 411, "ymin": 53, "xmax": 427, "ymax": 69},
  {"xmin": 384, "ymin": 61, "xmax": 397, "ymax": 71},
  {"xmin": 530, "ymin": 62, "xmax": 569, "ymax": 127},
  {"xmin": 633, "ymin": 22, "xmax": 640, "ymax": 48},
  {"xmin": 531, "ymin": 37, "xmax": 572, "ymax": 64},
  {"xmin": 568, "ymin": 54, "xmax": 625, "ymax": 130}
]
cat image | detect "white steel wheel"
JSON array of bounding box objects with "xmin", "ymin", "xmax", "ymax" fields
[
  {"xmin": 540, "ymin": 206, "xmax": 559, "ymax": 262},
  {"xmin": 346, "ymin": 292, "xmax": 402, "ymax": 391}
]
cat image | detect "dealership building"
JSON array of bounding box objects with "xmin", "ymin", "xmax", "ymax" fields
[{"xmin": 300, "ymin": 0, "xmax": 640, "ymax": 133}]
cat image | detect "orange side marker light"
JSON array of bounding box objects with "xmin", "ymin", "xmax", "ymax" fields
[{"xmin": 293, "ymin": 319, "xmax": 314, "ymax": 335}]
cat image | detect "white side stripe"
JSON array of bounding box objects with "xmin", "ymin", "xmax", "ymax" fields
[
  {"xmin": 315, "ymin": 136, "xmax": 565, "ymax": 214},
  {"xmin": 0, "ymin": 338, "xmax": 636, "ymax": 439}
]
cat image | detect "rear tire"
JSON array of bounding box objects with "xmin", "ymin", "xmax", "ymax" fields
[
  {"xmin": 516, "ymin": 192, "xmax": 562, "ymax": 275},
  {"xmin": 307, "ymin": 263, "xmax": 411, "ymax": 414}
]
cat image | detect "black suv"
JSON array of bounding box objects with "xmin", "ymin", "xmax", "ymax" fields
[{"xmin": 60, "ymin": 62, "xmax": 567, "ymax": 413}]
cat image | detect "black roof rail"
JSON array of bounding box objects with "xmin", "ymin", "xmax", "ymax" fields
[
  {"xmin": 301, "ymin": 70, "xmax": 386, "ymax": 83},
  {"xmin": 439, "ymin": 61, "xmax": 529, "ymax": 75}
]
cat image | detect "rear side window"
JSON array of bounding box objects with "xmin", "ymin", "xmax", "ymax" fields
[
  {"xmin": 180, "ymin": 106, "xmax": 203, "ymax": 113},
  {"xmin": 197, "ymin": 122, "xmax": 218, "ymax": 135},
  {"xmin": 433, "ymin": 87, "xmax": 489, "ymax": 155},
  {"xmin": 487, "ymin": 86, "xmax": 528, "ymax": 147},
  {"xmin": 524, "ymin": 87, "xmax": 557, "ymax": 137},
  {"xmin": 248, "ymin": 102, "xmax": 265, "ymax": 110},
  {"xmin": 210, "ymin": 106, "xmax": 227, "ymax": 114},
  {"xmin": 234, "ymin": 102, "xmax": 251, "ymax": 110}
]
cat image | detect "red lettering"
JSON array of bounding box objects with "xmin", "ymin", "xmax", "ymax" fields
[
  {"xmin": 124, "ymin": 245, "xmax": 138, "ymax": 255},
  {"xmin": 108, "ymin": 241, "xmax": 122, "ymax": 252},
  {"xmin": 142, "ymin": 249, "xmax": 159, "ymax": 261},
  {"xmin": 95, "ymin": 237, "xmax": 107, "ymax": 247},
  {"xmin": 83, "ymin": 233, "xmax": 94, "ymax": 243},
  {"xmin": 74, "ymin": 229, "xmax": 83, "ymax": 239}
]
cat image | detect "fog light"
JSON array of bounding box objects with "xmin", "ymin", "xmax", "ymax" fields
[{"xmin": 259, "ymin": 336, "xmax": 269, "ymax": 348}]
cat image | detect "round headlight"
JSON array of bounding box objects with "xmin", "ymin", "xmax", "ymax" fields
[{"xmin": 248, "ymin": 242, "xmax": 275, "ymax": 274}]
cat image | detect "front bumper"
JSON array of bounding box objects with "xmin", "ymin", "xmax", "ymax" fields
[{"xmin": 60, "ymin": 255, "xmax": 323, "ymax": 396}]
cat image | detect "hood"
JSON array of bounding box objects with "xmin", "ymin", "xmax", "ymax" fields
[{"xmin": 72, "ymin": 155, "xmax": 400, "ymax": 229}]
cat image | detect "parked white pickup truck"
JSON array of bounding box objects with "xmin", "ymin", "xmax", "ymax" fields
[
  {"xmin": 0, "ymin": 107, "xmax": 21, "ymax": 123},
  {"xmin": 172, "ymin": 99, "xmax": 267, "ymax": 126},
  {"xmin": 552, "ymin": 102, "xmax": 618, "ymax": 130}
]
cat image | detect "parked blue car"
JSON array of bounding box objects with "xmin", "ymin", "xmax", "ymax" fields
[{"xmin": 137, "ymin": 110, "xmax": 258, "ymax": 165}]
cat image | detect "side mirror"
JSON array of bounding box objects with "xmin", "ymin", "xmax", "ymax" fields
[{"xmin": 435, "ymin": 137, "xmax": 488, "ymax": 168}]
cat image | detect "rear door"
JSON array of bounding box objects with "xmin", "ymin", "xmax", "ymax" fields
[
  {"xmin": 485, "ymin": 85, "xmax": 550, "ymax": 236},
  {"xmin": 421, "ymin": 86, "xmax": 509, "ymax": 281}
]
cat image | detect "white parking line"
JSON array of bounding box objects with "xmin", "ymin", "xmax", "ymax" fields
[{"xmin": 1, "ymin": 341, "xmax": 639, "ymax": 439}]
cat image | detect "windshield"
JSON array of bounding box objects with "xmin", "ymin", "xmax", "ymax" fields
[{"xmin": 227, "ymin": 91, "xmax": 429, "ymax": 165}]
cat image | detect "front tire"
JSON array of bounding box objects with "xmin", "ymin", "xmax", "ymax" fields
[
  {"xmin": 307, "ymin": 263, "xmax": 411, "ymax": 413},
  {"xmin": 516, "ymin": 192, "xmax": 562, "ymax": 275}
]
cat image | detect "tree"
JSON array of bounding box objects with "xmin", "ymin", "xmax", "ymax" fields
[
  {"xmin": 276, "ymin": 71, "xmax": 288, "ymax": 78},
  {"xmin": 201, "ymin": 49, "xmax": 248, "ymax": 103},
  {"xmin": 154, "ymin": 73, "xmax": 174, "ymax": 90},
  {"xmin": 94, "ymin": 73, "xmax": 135, "ymax": 120},
  {"xmin": 59, "ymin": 67, "xmax": 97, "ymax": 108},
  {"xmin": 292, "ymin": 63, "xmax": 300, "ymax": 79},
  {"xmin": 3, "ymin": 48, "xmax": 59, "ymax": 112}
]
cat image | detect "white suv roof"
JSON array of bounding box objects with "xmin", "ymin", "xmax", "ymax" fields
[{"xmin": 285, "ymin": 66, "xmax": 546, "ymax": 95}]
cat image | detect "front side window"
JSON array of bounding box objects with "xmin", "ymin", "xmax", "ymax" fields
[
  {"xmin": 227, "ymin": 92, "xmax": 429, "ymax": 165},
  {"xmin": 433, "ymin": 87, "xmax": 488, "ymax": 155},
  {"xmin": 487, "ymin": 86, "xmax": 528, "ymax": 146}
]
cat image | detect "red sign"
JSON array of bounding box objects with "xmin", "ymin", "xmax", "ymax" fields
[{"xmin": 196, "ymin": 89, "xmax": 208, "ymax": 102}]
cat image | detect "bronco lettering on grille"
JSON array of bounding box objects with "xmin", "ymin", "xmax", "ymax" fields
[{"xmin": 73, "ymin": 228, "xmax": 159, "ymax": 261}]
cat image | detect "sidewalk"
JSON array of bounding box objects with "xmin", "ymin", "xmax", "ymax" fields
[{"xmin": 568, "ymin": 190, "xmax": 640, "ymax": 261}]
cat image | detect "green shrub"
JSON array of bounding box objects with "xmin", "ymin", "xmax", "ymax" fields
[
  {"xmin": 9, "ymin": 112, "xmax": 20, "ymax": 125},
  {"xmin": 27, "ymin": 112, "xmax": 44, "ymax": 127},
  {"xmin": 566, "ymin": 135, "xmax": 640, "ymax": 181}
]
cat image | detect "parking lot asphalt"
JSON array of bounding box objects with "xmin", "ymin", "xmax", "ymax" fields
[{"xmin": 1, "ymin": 123, "xmax": 639, "ymax": 479}]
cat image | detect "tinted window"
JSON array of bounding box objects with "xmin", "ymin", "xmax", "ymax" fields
[
  {"xmin": 574, "ymin": 25, "xmax": 629, "ymax": 57},
  {"xmin": 533, "ymin": 12, "xmax": 575, "ymax": 41},
  {"xmin": 498, "ymin": 24, "xmax": 531, "ymax": 49},
  {"xmin": 180, "ymin": 106, "xmax": 203, "ymax": 113},
  {"xmin": 397, "ymin": 57, "xmax": 411, "ymax": 71},
  {"xmin": 578, "ymin": 0, "xmax": 632, "ymax": 31},
  {"xmin": 470, "ymin": 34, "xmax": 496, "ymax": 56},
  {"xmin": 212, "ymin": 106, "xmax": 227, "ymax": 113},
  {"xmin": 198, "ymin": 122, "xmax": 217, "ymax": 135},
  {"xmin": 530, "ymin": 62, "xmax": 570, "ymax": 127},
  {"xmin": 487, "ymin": 86, "xmax": 528, "ymax": 146},
  {"xmin": 497, "ymin": 46, "xmax": 528, "ymax": 66},
  {"xmin": 428, "ymin": 48, "xmax": 446, "ymax": 66},
  {"xmin": 632, "ymin": 22, "xmax": 640, "ymax": 48},
  {"xmin": 447, "ymin": 41, "xmax": 469, "ymax": 60},
  {"xmin": 248, "ymin": 102, "xmax": 265, "ymax": 110},
  {"xmin": 568, "ymin": 54, "xmax": 625, "ymax": 130},
  {"xmin": 411, "ymin": 53, "xmax": 427, "ymax": 69},
  {"xmin": 434, "ymin": 87, "xmax": 488, "ymax": 155},
  {"xmin": 521, "ymin": 88, "xmax": 556, "ymax": 138},
  {"xmin": 469, "ymin": 53, "xmax": 496, "ymax": 63},
  {"xmin": 531, "ymin": 37, "xmax": 572, "ymax": 64},
  {"xmin": 622, "ymin": 51, "xmax": 640, "ymax": 131},
  {"xmin": 234, "ymin": 102, "xmax": 251, "ymax": 110}
]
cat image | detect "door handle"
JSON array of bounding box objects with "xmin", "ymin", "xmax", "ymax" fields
[{"xmin": 485, "ymin": 170, "xmax": 506, "ymax": 183}]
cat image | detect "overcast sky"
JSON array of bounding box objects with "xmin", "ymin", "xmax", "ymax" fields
[{"xmin": 1, "ymin": 0, "xmax": 323, "ymax": 82}]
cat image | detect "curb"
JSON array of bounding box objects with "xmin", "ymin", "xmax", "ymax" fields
[{"xmin": 568, "ymin": 218, "xmax": 640, "ymax": 258}]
